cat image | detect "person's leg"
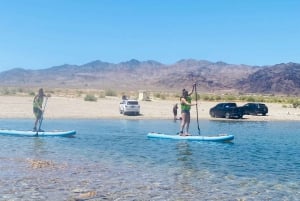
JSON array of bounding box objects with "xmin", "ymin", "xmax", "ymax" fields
[
  {"xmin": 185, "ymin": 112, "xmax": 191, "ymax": 134},
  {"xmin": 34, "ymin": 110, "xmax": 42, "ymax": 131},
  {"xmin": 180, "ymin": 112, "xmax": 186, "ymax": 134},
  {"xmin": 33, "ymin": 118, "xmax": 38, "ymax": 131}
]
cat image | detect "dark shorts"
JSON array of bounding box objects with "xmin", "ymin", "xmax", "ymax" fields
[
  {"xmin": 33, "ymin": 107, "xmax": 42, "ymax": 119},
  {"xmin": 181, "ymin": 110, "xmax": 190, "ymax": 115}
]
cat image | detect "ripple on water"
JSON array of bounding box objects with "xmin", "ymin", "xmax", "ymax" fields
[{"xmin": 0, "ymin": 119, "xmax": 299, "ymax": 200}]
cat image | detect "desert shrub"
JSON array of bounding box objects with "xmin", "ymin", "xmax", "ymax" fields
[
  {"xmin": 202, "ymin": 95, "xmax": 210, "ymax": 101},
  {"xmin": 173, "ymin": 94, "xmax": 181, "ymax": 99},
  {"xmin": 84, "ymin": 94, "xmax": 97, "ymax": 102},
  {"xmin": 76, "ymin": 90, "xmax": 84, "ymax": 97},
  {"xmin": 28, "ymin": 91, "xmax": 35, "ymax": 96},
  {"xmin": 98, "ymin": 91, "xmax": 106, "ymax": 98},
  {"xmin": 17, "ymin": 88, "xmax": 24, "ymax": 93},
  {"xmin": 105, "ymin": 89, "xmax": 117, "ymax": 97},
  {"xmin": 154, "ymin": 93, "xmax": 161, "ymax": 98},
  {"xmin": 246, "ymin": 96, "xmax": 256, "ymax": 102},
  {"xmin": 191, "ymin": 93, "xmax": 200, "ymax": 100},
  {"xmin": 152, "ymin": 92, "xmax": 166, "ymax": 100},
  {"xmin": 291, "ymin": 100, "xmax": 300, "ymax": 108},
  {"xmin": 160, "ymin": 94, "xmax": 166, "ymax": 100},
  {"xmin": 215, "ymin": 95, "xmax": 222, "ymax": 101},
  {"xmin": 255, "ymin": 96, "xmax": 265, "ymax": 102},
  {"xmin": 224, "ymin": 94, "xmax": 236, "ymax": 101},
  {"xmin": 201, "ymin": 94, "xmax": 217, "ymax": 101},
  {"xmin": 0, "ymin": 88, "xmax": 16, "ymax": 95}
]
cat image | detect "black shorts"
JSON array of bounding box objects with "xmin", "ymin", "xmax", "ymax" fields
[
  {"xmin": 33, "ymin": 107, "xmax": 42, "ymax": 119},
  {"xmin": 181, "ymin": 110, "xmax": 190, "ymax": 115}
]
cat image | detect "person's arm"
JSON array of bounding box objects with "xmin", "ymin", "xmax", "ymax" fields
[
  {"xmin": 33, "ymin": 96, "xmax": 42, "ymax": 110},
  {"xmin": 188, "ymin": 84, "xmax": 196, "ymax": 96},
  {"xmin": 181, "ymin": 97, "xmax": 196, "ymax": 106}
]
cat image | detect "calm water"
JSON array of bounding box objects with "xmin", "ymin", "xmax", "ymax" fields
[{"xmin": 0, "ymin": 119, "xmax": 299, "ymax": 201}]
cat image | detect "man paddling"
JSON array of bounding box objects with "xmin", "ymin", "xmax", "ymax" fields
[{"xmin": 33, "ymin": 88, "xmax": 48, "ymax": 132}]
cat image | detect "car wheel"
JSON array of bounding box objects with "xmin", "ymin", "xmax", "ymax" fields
[
  {"xmin": 225, "ymin": 112, "xmax": 230, "ymax": 119},
  {"xmin": 210, "ymin": 111, "xmax": 216, "ymax": 118}
]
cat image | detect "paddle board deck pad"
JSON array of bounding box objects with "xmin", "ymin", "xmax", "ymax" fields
[
  {"xmin": 147, "ymin": 132, "xmax": 234, "ymax": 142},
  {"xmin": 0, "ymin": 129, "xmax": 76, "ymax": 137}
]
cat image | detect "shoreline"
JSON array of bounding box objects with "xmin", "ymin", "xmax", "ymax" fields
[{"xmin": 0, "ymin": 95, "xmax": 299, "ymax": 121}]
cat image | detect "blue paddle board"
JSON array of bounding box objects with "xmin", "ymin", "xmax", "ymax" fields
[
  {"xmin": 147, "ymin": 132, "xmax": 234, "ymax": 142},
  {"xmin": 0, "ymin": 129, "xmax": 76, "ymax": 137}
]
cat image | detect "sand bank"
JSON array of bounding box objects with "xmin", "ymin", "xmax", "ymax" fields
[{"xmin": 0, "ymin": 96, "xmax": 299, "ymax": 121}]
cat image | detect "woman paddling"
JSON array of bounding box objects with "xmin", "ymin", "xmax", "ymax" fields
[{"xmin": 179, "ymin": 85, "xmax": 196, "ymax": 136}]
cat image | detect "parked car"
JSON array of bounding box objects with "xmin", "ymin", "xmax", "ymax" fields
[
  {"xmin": 119, "ymin": 99, "xmax": 140, "ymax": 115},
  {"xmin": 209, "ymin": 102, "xmax": 244, "ymax": 119},
  {"xmin": 242, "ymin": 103, "xmax": 268, "ymax": 116}
]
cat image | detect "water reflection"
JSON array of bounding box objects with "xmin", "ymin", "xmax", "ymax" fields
[{"xmin": 31, "ymin": 138, "xmax": 46, "ymax": 158}]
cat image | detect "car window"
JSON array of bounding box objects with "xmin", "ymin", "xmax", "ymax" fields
[
  {"xmin": 228, "ymin": 103, "xmax": 236, "ymax": 107},
  {"xmin": 216, "ymin": 104, "xmax": 223, "ymax": 108},
  {"xmin": 127, "ymin": 101, "xmax": 138, "ymax": 105}
]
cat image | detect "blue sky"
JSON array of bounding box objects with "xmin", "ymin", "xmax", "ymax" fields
[{"xmin": 0, "ymin": 0, "xmax": 299, "ymax": 71}]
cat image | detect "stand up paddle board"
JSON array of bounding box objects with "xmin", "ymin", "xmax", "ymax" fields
[
  {"xmin": 0, "ymin": 129, "xmax": 76, "ymax": 137},
  {"xmin": 147, "ymin": 132, "xmax": 234, "ymax": 142}
]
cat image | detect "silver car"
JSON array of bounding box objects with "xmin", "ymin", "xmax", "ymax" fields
[{"xmin": 119, "ymin": 100, "xmax": 140, "ymax": 115}]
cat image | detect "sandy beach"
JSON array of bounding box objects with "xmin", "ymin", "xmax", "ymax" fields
[{"xmin": 0, "ymin": 95, "xmax": 299, "ymax": 121}]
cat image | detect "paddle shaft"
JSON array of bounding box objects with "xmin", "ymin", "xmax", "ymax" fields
[
  {"xmin": 194, "ymin": 84, "xmax": 201, "ymax": 135},
  {"xmin": 36, "ymin": 96, "xmax": 48, "ymax": 135}
]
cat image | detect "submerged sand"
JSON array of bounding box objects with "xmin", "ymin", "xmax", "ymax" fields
[{"xmin": 0, "ymin": 95, "xmax": 299, "ymax": 121}]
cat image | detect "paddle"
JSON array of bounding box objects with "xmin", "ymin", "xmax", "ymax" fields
[
  {"xmin": 36, "ymin": 96, "xmax": 48, "ymax": 135},
  {"xmin": 194, "ymin": 83, "xmax": 201, "ymax": 135}
]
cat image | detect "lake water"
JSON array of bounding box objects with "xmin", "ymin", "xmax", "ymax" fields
[{"xmin": 0, "ymin": 119, "xmax": 299, "ymax": 201}]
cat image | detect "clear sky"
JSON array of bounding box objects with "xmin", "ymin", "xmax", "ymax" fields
[{"xmin": 0, "ymin": 0, "xmax": 299, "ymax": 71}]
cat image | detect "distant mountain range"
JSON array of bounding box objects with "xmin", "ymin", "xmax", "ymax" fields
[{"xmin": 0, "ymin": 59, "xmax": 299, "ymax": 95}]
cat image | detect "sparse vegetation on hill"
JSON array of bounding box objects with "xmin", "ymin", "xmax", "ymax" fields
[{"xmin": 0, "ymin": 59, "xmax": 299, "ymax": 95}]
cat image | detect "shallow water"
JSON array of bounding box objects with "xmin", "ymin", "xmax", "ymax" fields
[{"xmin": 0, "ymin": 119, "xmax": 299, "ymax": 200}]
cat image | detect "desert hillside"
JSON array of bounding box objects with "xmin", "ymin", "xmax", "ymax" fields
[{"xmin": 0, "ymin": 59, "xmax": 299, "ymax": 95}]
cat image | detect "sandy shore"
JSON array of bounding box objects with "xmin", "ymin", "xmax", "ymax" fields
[{"xmin": 0, "ymin": 95, "xmax": 299, "ymax": 121}]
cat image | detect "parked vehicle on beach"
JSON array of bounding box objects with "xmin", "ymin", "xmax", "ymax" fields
[
  {"xmin": 209, "ymin": 102, "xmax": 244, "ymax": 119},
  {"xmin": 119, "ymin": 100, "xmax": 140, "ymax": 115},
  {"xmin": 242, "ymin": 103, "xmax": 268, "ymax": 116}
]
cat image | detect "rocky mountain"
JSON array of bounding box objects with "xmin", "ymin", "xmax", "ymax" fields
[
  {"xmin": 238, "ymin": 62, "xmax": 300, "ymax": 95},
  {"xmin": 0, "ymin": 59, "xmax": 299, "ymax": 95}
]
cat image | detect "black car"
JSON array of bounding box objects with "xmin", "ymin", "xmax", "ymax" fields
[
  {"xmin": 242, "ymin": 103, "xmax": 268, "ymax": 116},
  {"xmin": 209, "ymin": 102, "xmax": 244, "ymax": 119}
]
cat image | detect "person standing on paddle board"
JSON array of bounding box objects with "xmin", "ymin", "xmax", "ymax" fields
[
  {"xmin": 33, "ymin": 88, "xmax": 47, "ymax": 132},
  {"xmin": 179, "ymin": 86, "xmax": 196, "ymax": 136}
]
